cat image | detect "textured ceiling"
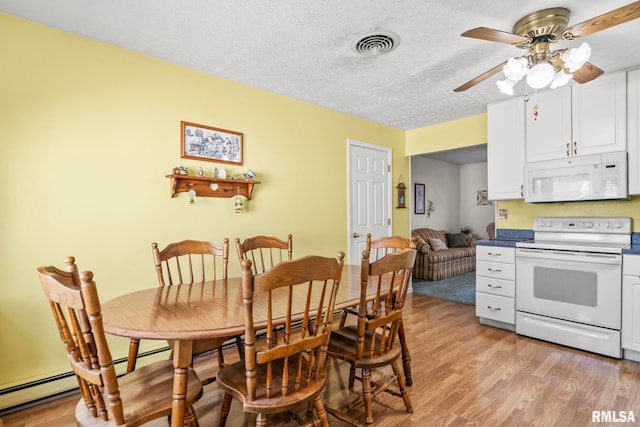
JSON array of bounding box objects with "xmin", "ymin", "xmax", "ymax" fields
[{"xmin": 2, "ymin": 0, "xmax": 640, "ymax": 130}]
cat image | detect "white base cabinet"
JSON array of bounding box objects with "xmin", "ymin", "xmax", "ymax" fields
[
  {"xmin": 623, "ymin": 254, "xmax": 640, "ymax": 360},
  {"xmin": 476, "ymin": 246, "xmax": 516, "ymax": 331}
]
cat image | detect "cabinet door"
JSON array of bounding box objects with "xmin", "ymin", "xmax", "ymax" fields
[
  {"xmin": 487, "ymin": 98, "xmax": 525, "ymax": 200},
  {"xmin": 628, "ymin": 69, "xmax": 640, "ymax": 195},
  {"xmin": 525, "ymin": 85, "xmax": 572, "ymax": 162},
  {"xmin": 572, "ymin": 71, "xmax": 626, "ymax": 157},
  {"xmin": 623, "ymin": 275, "xmax": 640, "ymax": 352}
]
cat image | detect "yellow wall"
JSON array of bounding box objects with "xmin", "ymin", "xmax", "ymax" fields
[
  {"xmin": 497, "ymin": 198, "xmax": 640, "ymax": 230},
  {"xmin": 405, "ymin": 113, "xmax": 487, "ymax": 155},
  {"xmin": 0, "ymin": 14, "xmax": 409, "ymax": 392}
]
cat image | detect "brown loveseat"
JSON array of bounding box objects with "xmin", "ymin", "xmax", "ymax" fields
[{"xmin": 411, "ymin": 228, "xmax": 476, "ymax": 281}]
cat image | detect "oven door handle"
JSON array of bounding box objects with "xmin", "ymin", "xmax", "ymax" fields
[{"xmin": 516, "ymin": 248, "xmax": 621, "ymax": 265}]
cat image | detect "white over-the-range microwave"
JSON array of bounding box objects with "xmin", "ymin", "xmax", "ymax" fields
[{"xmin": 524, "ymin": 151, "xmax": 628, "ymax": 203}]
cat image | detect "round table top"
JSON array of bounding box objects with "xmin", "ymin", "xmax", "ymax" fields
[{"xmin": 101, "ymin": 265, "xmax": 365, "ymax": 341}]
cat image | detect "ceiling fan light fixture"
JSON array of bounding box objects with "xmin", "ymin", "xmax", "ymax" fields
[
  {"xmin": 562, "ymin": 42, "xmax": 591, "ymax": 72},
  {"xmin": 496, "ymin": 78, "xmax": 517, "ymax": 95},
  {"xmin": 503, "ymin": 57, "xmax": 529, "ymax": 81},
  {"xmin": 526, "ymin": 61, "xmax": 555, "ymax": 89},
  {"xmin": 550, "ymin": 70, "xmax": 573, "ymax": 89}
]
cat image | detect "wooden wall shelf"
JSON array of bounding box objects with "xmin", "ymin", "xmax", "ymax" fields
[{"xmin": 166, "ymin": 174, "xmax": 260, "ymax": 199}]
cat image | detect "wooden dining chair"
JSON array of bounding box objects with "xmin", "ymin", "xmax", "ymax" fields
[
  {"xmin": 340, "ymin": 234, "xmax": 417, "ymax": 386},
  {"xmin": 216, "ymin": 252, "xmax": 345, "ymax": 426},
  {"xmin": 126, "ymin": 239, "xmax": 243, "ymax": 385},
  {"xmin": 37, "ymin": 257, "xmax": 202, "ymax": 426},
  {"xmin": 234, "ymin": 234, "xmax": 293, "ymax": 275},
  {"xmin": 326, "ymin": 247, "xmax": 416, "ymax": 426}
]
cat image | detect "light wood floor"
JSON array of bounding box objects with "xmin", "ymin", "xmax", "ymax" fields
[{"xmin": 3, "ymin": 293, "xmax": 640, "ymax": 426}]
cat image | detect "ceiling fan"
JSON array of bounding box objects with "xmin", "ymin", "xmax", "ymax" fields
[{"xmin": 454, "ymin": 1, "xmax": 640, "ymax": 94}]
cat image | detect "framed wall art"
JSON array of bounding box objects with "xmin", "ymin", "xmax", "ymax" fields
[
  {"xmin": 414, "ymin": 183, "xmax": 425, "ymax": 214},
  {"xmin": 180, "ymin": 121, "xmax": 243, "ymax": 166}
]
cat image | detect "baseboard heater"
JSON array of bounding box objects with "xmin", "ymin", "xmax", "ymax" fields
[{"xmin": 0, "ymin": 346, "xmax": 171, "ymax": 413}]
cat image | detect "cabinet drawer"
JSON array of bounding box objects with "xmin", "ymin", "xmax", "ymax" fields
[
  {"xmin": 476, "ymin": 293, "xmax": 515, "ymax": 324},
  {"xmin": 476, "ymin": 246, "xmax": 515, "ymax": 263},
  {"xmin": 476, "ymin": 276, "xmax": 515, "ymax": 297},
  {"xmin": 476, "ymin": 261, "xmax": 515, "ymax": 281},
  {"xmin": 624, "ymin": 255, "xmax": 640, "ymax": 276}
]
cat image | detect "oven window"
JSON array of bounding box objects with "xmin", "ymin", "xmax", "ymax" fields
[{"xmin": 533, "ymin": 266, "xmax": 597, "ymax": 307}]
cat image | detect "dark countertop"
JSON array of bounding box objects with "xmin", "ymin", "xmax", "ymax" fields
[
  {"xmin": 623, "ymin": 245, "xmax": 640, "ymax": 255},
  {"xmin": 476, "ymin": 239, "xmax": 524, "ymax": 248},
  {"xmin": 622, "ymin": 233, "xmax": 640, "ymax": 254},
  {"xmin": 475, "ymin": 229, "xmax": 533, "ymax": 248}
]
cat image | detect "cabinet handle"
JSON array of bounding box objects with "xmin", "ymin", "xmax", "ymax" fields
[
  {"xmin": 566, "ymin": 142, "xmax": 570, "ymax": 157},
  {"xmin": 488, "ymin": 284, "xmax": 502, "ymax": 289},
  {"xmin": 520, "ymin": 184, "xmax": 524, "ymax": 197},
  {"xmin": 487, "ymin": 306, "xmax": 502, "ymax": 312},
  {"xmin": 488, "ymin": 268, "xmax": 502, "ymax": 272},
  {"xmin": 487, "ymin": 252, "xmax": 502, "ymax": 256},
  {"xmin": 574, "ymin": 141, "xmax": 577, "ymax": 155}
]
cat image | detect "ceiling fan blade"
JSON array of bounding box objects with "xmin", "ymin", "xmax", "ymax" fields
[
  {"xmin": 461, "ymin": 27, "xmax": 529, "ymax": 45},
  {"xmin": 453, "ymin": 61, "xmax": 507, "ymax": 92},
  {"xmin": 552, "ymin": 56, "xmax": 604, "ymax": 84},
  {"xmin": 571, "ymin": 62, "xmax": 605, "ymax": 84},
  {"xmin": 567, "ymin": 1, "xmax": 640, "ymax": 38}
]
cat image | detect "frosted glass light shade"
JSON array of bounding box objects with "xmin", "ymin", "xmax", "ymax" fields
[
  {"xmin": 497, "ymin": 78, "xmax": 517, "ymax": 95},
  {"xmin": 503, "ymin": 57, "xmax": 528, "ymax": 81},
  {"xmin": 550, "ymin": 70, "xmax": 572, "ymax": 89},
  {"xmin": 526, "ymin": 62, "xmax": 555, "ymax": 89},
  {"xmin": 562, "ymin": 42, "xmax": 591, "ymax": 72}
]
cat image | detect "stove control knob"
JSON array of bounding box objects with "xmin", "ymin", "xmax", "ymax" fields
[{"xmin": 585, "ymin": 222, "xmax": 594, "ymax": 228}]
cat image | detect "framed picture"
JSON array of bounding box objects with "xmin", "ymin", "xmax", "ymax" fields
[
  {"xmin": 414, "ymin": 183, "xmax": 425, "ymax": 214},
  {"xmin": 180, "ymin": 121, "xmax": 243, "ymax": 165}
]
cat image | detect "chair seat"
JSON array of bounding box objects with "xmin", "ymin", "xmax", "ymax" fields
[
  {"xmin": 217, "ymin": 353, "xmax": 327, "ymax": 414},
  {"xmin": 75, "ymin": 360, "xmax": 203, "ymax": 426},
  {"xmin": 328, "ymin": 326, "xmax": 403, "ymax": 369}
]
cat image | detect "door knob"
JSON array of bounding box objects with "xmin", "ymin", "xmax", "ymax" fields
[{"xmin": 352, "ymin": 232, "xmax": 360, "ymax": 238}]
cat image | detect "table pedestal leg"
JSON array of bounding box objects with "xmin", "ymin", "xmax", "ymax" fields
[{"xmin": 171, "ymin": 340, "xmax": 193, "ymax": 427}]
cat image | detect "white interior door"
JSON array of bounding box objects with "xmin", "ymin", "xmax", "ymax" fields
[{"xmin": 348, "ymin": 139, "xmax": 392, "ymax": 264}]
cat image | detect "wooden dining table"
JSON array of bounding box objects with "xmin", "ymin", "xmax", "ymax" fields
[{"xmin": 101, "ymin": 264, "xmax": 412, "ymax": 426}]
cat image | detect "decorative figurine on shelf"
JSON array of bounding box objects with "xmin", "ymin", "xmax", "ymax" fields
[
  {"xmin": 243, "ymin": 169, "xmax": 257, "ymax": 180},
  {"xmin": 218, "ymin": 168, "xmax": 227, "ymax": 179},
  {"xmin": 173, "ymin": 166, "xmax": 189, "ymax": 175},
  {"xmin": 197, "ymin": 167, "xmax": 205, "ymax": 176},
  {"xmin": 213, "ymin": 167, "xmax": 218, "ymax": 178}
]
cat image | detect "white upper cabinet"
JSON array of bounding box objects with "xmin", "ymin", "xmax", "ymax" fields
[
  {"xmin": 487, "ymin": 97, "xmax": 525, "ymax": 200},
  {"xmin": 572, "ymin": 71, "xmax": 627, "ymax": 156},
  {"xmin": 525, "ymin": 86, "xmax": 572, "ymax": 162},
  {"xmin": 525, "ymin": 71, "xmax": 627, "ymax": 162},
  {"xmin": 628, "ymin": 68, "xmax": 640, "ymax": 195}
]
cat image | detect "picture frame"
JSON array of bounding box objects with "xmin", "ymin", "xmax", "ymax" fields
[
  {"xmin": 414, "ymin": 183, "xmax": 425, "ymax": 214},
  {"xmin": 180, "ymin": 121, "xmax": 243, "ymax": 166}
]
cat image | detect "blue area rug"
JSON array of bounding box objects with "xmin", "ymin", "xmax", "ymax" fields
[{"xmin": 412, "ymin": 271, "xmax": 476, "ymax": 305}]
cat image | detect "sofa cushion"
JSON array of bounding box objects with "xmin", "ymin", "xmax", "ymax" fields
[
  {"xmin": 446, "ymin": 232, "xmax": 469, "ymax": 248},
  {"xmin": 428, "ymin": 238, "xmax": 448, "ymax": 251},
  {"xmin": 427, "ymin": 247, "xmax": 475, "ymax": 263}
]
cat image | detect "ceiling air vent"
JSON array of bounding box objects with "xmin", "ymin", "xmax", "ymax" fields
[{"xmin": 351, "ymin": 30, "xmax": 399, "ymax": 56}]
